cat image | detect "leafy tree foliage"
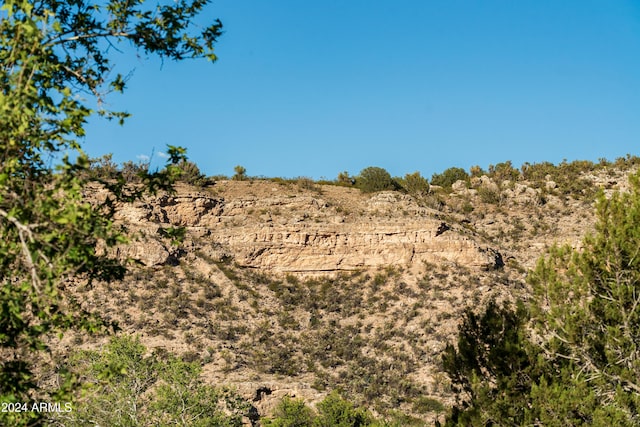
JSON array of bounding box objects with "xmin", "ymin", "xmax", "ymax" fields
[
  {"xmin": 315, "ymin": 391, "xmax": 376, "ymax": 427},
  {"xmin": 356, "ymin": 167, "xmax": 399, "ymax": 193},
  {"xmin": 264, "ymin": 396, "xmax": 315, "ymax": 427},
  {"xmin": 442, "ymin": 171, "xmax": 640, "ymax": 426},
  {"xmin": 264, "ymin": 391, "xmax": 382, "ymax": 427},
  {"xmin": 487, "ymin": 161, "xmax": 519, "ymax": 182},
  {"xmin": 430, "ymin": 167, "xmax": 469, "ymax": 191},
  {"xmin": 55, "ymin": 335, "xmax": 252, "ymax": 426},
  {"xmin": 0, "ymin": 0, "xmax": 222, "ymax": 424},
  {"xmin": 397, "ymin": 172, "xmax": 430, "ymax": 197}
]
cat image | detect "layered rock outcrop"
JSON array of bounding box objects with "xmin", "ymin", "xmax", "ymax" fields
[
  {"xmin": 208, "ymin": 222, "xmax": 501, "ymax": 272},
  {"xmin": 107, "ymin": 183, "xmax": 504, "ymax": 272}
]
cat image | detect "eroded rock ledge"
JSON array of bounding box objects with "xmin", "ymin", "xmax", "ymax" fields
[{"xmin": 102, "ymin": 183, "xmax": 505, "ymax": 272}]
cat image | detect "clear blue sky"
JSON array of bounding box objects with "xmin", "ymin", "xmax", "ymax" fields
[{"xmin": 84, "ymin": 0, "xmax": 640, "ymax": 179}]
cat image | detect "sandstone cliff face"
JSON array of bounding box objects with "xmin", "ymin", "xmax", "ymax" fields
[
  {"xmin": 211, "ymin": 222, "xmax": 501, "ymax": 272},
  {"xmin": 108, "ymin": 183, "xmax": 504, "ymax": 272}
]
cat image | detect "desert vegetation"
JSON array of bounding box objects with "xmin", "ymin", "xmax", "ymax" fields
[
  {"xmin": 53, "ymin": 336, "xmax": 254, "ymax": 427},
  {"xmin": 7, "ymin": 147, "xmax": 640, "ymax": 425},
  {"xmin": 0, "ymin": 0, "xmax": 223, "ymax": 425},
  {"xmin": 2, "ymin": 0, "xmax": 640, "ymax": 425},
  {"xmin": 69, "ymin": 168, "xmax": 640, "ymax": 426},
  {"xmin": 441, "ymin": 170, "xmax": 640, "ymax": 426},
  {"xmin": 89, "ymin": 149, "xmax": 640, "ymax": 215}
]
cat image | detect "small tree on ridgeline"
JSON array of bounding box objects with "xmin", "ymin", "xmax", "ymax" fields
[
  {"xmin": 430, "ymin": 167, "xmax": 469, "ymax": 191},
  {"xmin": 233, "ymin": 165, "xmax": 247, "ymax": 181},
  {"xmin": 337, "ymin": 171, "xmax": 355, "ymax": 186},
  {"xmin": 398, "ymin": 171, "xmax": 430, "ymax": 197},
  {"xmin": 176, "ymin": 160, "xmax": 208, "ymax": 186},
  {"xmin": 356, "ymin": 166, "xmax": 398, "ymax": 193}
]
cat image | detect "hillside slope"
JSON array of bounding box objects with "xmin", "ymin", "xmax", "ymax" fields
[{"xmin": 63, "ymin": 163, "xmax": 636, "ymax": 424}]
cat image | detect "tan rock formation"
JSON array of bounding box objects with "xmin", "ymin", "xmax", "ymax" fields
[{"xmin": 112, "ymin": 183, "xmax": 504, "ymax": 272}]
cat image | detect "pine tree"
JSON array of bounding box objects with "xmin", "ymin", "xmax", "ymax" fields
[{"xmin": 442, "ymin": 170, "xmax": 640, "ymax": 426}]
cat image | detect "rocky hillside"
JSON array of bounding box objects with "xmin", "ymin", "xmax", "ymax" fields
[{"xmin": 64, "ymin": 162, "xmax": 636, "ymax": 424}]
